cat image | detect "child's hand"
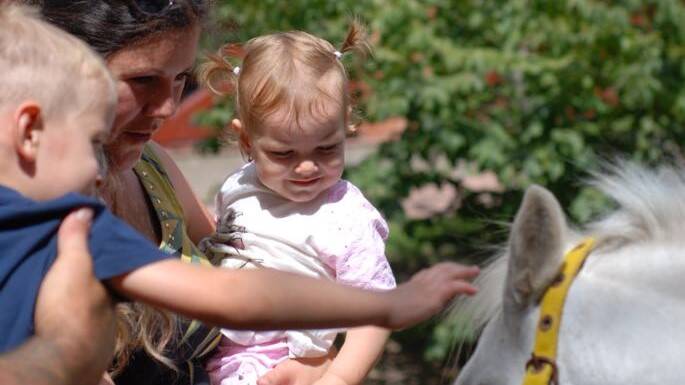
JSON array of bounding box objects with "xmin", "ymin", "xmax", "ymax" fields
[
  {"xmin": 387, "ymin": 262, "xmax": 479, "ymax": 330},
  {"xmin": 257, "ymin": 352, "xmax": 335, "ymax": 385},
  {"xmin": 311, "ymin": 372, "xmax": 349, "ymax": 385}
]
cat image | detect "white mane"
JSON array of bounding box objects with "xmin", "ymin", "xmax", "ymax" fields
[{"xmin": 449, "ymin": 161, "xmax": 685, "ymax": 336}]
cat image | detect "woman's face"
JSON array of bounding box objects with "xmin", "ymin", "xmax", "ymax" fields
[{"xmin": 105, "ymin": 26, "xmax": 200, "ymax": 171}]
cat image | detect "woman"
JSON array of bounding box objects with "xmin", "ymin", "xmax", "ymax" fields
[{"xmin": 33, "ymin": 1, "xmax": 333, "ymax": 384}]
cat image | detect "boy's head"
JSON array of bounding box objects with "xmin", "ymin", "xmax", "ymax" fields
[
  {"xmin": 202, "ymin": 22, "xmax": 370, "ymax": 202},
  {"xmin": 0, "ymin": 4, "xmax": 116, "ymax": 200}
]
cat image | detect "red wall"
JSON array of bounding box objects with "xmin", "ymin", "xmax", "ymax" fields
[{"xmin": 152, "ymin": 89, "xmax": 215, "ymax": 148}]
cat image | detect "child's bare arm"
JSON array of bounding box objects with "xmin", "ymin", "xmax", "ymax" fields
[
  {"xmin": 314, "ymin": 326, "xmax": 390, "ymax": 385},
  {"xmin": 258, "ymin": 351, "xmax": 336, "ymax": 385},
  {"xmin": 107, "ymin": 260, "xmax": 479, "ymax": 331}
]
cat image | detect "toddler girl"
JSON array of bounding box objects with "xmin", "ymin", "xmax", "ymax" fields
[{"xmin": 200, "ymin": 22, "xmax": 407, "ymax": 385}]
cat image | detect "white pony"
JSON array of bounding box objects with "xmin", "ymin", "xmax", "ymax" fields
[{"xmin": 453, "ymin": 163, "xmax": 685, "ymax": 385}]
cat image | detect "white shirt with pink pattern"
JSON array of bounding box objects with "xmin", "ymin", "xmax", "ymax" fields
[{"xmin": 203, "ymin": 162, "xmax": 396, "ymax": 360}]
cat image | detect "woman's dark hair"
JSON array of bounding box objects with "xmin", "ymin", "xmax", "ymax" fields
[{"xmin": 27, "ymin": 0, "xmax": 210, "ymax": 56}]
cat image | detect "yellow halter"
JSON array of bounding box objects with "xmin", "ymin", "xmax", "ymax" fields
[{"xmin": 521, "ymin": 238, "xmax": 595, "ymax": 385}]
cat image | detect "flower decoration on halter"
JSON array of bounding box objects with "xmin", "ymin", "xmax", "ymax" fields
[
  {"xmin": 333, "ymin": 50, "xmax": 343, "ymax": 60},
  {"xmin": 233, "ymin": 66, "xmax": 241, "ymax": 76}
]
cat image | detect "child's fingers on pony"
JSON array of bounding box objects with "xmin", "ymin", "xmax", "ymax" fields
[{"xmin": 387, "ymin": 263, "xmax": 480, "ymax": 329}]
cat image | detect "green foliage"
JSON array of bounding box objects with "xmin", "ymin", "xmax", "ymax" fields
[{"xmin": 203, "ymin": 0, "xmax": 685, "ymax": 370}]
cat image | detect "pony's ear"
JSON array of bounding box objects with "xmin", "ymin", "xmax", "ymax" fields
[{"xmin": 505, "ymin": 185, "xmax": 567, "ymax": 309}]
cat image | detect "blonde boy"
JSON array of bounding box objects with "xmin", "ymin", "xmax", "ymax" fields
[
  {"xmin": 0, "ymin": 3, "xmax": 159, "ymax": 354},
  {"xmin": 0, "ymin": 4, "xmax": 115, "ymax": 198}
]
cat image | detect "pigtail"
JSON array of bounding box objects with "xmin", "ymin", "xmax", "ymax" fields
[
  {"xmin": 198, "ymin": 43, "xmax": 246, "ymax": 152},
  {"xmin": 198, "ymin": 43, "xmax": 242, "ymax": 96},
  {"xmin": 338, "ymin": 18, "xmax": 372, "ymax": 60},
  {"xmin": 336, "ymin": 19, "xmax": 372, "ymax": 135}
]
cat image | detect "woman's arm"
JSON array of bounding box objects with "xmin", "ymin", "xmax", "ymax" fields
[
  {"xmin": 312, "ymin": 327, "xmax": 390, "ymax": 385},
  {"xmin": 0, "ymin": 337, "xmax": 75, "ymax": 385},
  {"xmin": 148, "ymin": 141, "xmax": 216, "ymax": 242},
  {"xmin": 107, "ymin": 259, "xmax": 479, "ymax": 331}
]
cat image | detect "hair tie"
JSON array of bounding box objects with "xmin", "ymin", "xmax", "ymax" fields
[
  {"xmin": 333, "ymin": 51, "xmax": 343, "ymax": 60},
  {"xmin": 233, "ymin": 66, "xmax": 241, "ymax": 75}
]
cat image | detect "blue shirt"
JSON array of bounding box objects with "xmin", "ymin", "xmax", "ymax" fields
[{"xmin": 0, "ymin": 185, "xmax": 171, "ymax": 353}]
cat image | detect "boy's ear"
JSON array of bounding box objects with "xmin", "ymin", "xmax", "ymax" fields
[
  {"xmin": 231, "ymin": 118, "xmax": 251, "ymax": 153},
  {"xmin": 14, "ymin": 102, "xmax": 43, "ymax": 161}
]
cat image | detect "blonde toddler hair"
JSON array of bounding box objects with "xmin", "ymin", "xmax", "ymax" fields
[
  {"xmin": 0, "ymin": 3, "xmax": 116, "ymax": 122},
  {"xmin": 200, "ymin": 20, "xmax": 371, "ymax": 149}
]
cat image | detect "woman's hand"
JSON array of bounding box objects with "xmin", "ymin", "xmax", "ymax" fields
[
  {"xmin": 257, "ymin": 349, "xmax": 335, "ymax": 385},
  {"xmin": 0, "ymin": 209, "xmax": 116, "ymax": 385},
  {"xmin": 35, "ymin": 208, "xmax": 116, "ymax": 385},
  {"xmin": 36, "ymin": 208, "xmax": 116, "ymax": 351}
]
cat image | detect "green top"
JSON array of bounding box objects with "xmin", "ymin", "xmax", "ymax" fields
[
  {"xmin": 133, "ymin": 144, "xmax": 221, "ymax": 371},
  {"xmin": 134, "ymin": 145, "xmax": 209, "ymax": 265}
]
